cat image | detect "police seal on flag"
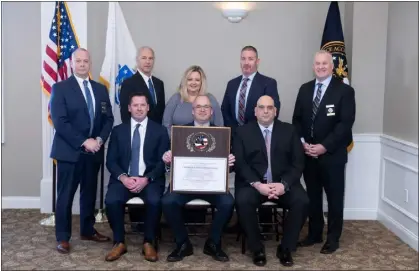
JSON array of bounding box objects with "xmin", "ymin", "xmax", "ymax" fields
[
  {"xmin": 321, "ymin": 41, "xmax": 349, "ymax": 82},
  {"xmin": 186, "ymin": 132, "xmax": 216, "ymax": 153}
]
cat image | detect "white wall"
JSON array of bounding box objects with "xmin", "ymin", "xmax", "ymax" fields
[{"xmin": 377, "ymin": 135, "xmax": 418, "ymax": 251}]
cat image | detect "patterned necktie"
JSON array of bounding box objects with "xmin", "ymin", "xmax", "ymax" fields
[
  {"xmin": 83, "ymin": 80, "xmax": 94, "ymax": 136},
  {"xmin": 311, "ymin": 83, "xmax": 323, "ymax": 137},
  {"xmin": 129, "ymin": 123, "xmax": 141, "ymax": 176},
  {"xmin": 148, "ymin": 78, "xmax": 156, "ymax": 105},
  {"xmin": 264, "ymin": 129, "xmax": 272, "ymax": 183},
  {"xmin": 238, "ymin": 77, "xmax": 249, "ymax": 125}
]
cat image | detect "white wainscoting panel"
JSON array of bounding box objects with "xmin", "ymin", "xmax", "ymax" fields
[{"xmin": 377, "ymin": 134, "xmax": 418, "ymax": 251}]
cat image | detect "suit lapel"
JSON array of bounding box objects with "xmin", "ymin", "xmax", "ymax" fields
[
  {"xmin": 142, "ymin": 120, "xmax": 153, "ymax": 162},
  {"xmin": 270, "ymin": 120, "xmax": 279, "ymax": 161},
  {"xmin": 246, "ymin": 72, "xmax": 261, "ymax": 113},
  {"xmin": 230, "ymin": 76, "xmax": 242, "ymax": 118},
  {"xmin": 69, "ymin": 76, "xmax": 90, "ymax": 117},
  {"xmin": 90, "ymin": 81, "xmax": 101, "ymax": 119},
  {"xmin": 254, "ymin": 122, "xmax": 268, "ymax": 161},
  {"xmin": 122, "ymin": 123, "xmax": 132, "ymax": 163}
]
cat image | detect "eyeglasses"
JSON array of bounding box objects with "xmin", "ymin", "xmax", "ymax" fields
[{"xmin": 194, "ymin": 105, "xmax": 212, "ymax": 110}]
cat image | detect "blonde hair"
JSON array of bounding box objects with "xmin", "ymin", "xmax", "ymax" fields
[{"xmin": 178, "ymin": 65, "xmax": 207, "ymax": 102}]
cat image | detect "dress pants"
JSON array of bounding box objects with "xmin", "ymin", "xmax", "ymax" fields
[
  {"xmin": 105, "ymin": 180, "xmax": 164, "ymax": 243},
  {"xmin": 235, "ymin": 184, "xmax": 309, "ymax": 252},
  {"xmin": 55, "ymin": 154, "xmax": 100, "ymax": 242},
  {"xmin": 303, "ymin": 157, "xmax": 346, "ymax": 243},
  {"xmin": 162, "ymin": 192, "xmax": 235, "ymax": 246}
]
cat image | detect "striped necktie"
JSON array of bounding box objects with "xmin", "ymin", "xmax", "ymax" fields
[
  {"xmin": 311, "ymin": 83, "xmax": 323, "ymax": 137},
  {"xmin": 238, "ymin": 77, "xmax": 249, "ymax": 125}
]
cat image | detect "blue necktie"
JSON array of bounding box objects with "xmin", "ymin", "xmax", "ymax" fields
[
  {"xmin": 129, "ymin": 123, "xmax": 141, "ymax": 176},
  {"xmin": 83, "ymin": 80, "xmax": 94, "ymax": 136},
  {"xmin": 148, "ymin": 78, "xmax": 156, "ymax": 105},
  {"xmin": 264, "ymin": 129, "xmax": 272, "ymax": 183}
]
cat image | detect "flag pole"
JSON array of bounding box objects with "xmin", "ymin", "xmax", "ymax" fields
[{"xmin": 95, "ymin": 151, "xmax": 107, "ymax": 223}]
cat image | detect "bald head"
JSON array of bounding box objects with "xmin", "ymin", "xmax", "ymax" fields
[
  {"xmin": 192, "ymin": 95, "xmax": 213, "ymax": 124},
  {"xmin": 255, "ymin": 95, "xmax": 277, "ymax": 126},
  {"xmin": 136, "ymin": 46, "xmax": 155, "ymax": 76}
]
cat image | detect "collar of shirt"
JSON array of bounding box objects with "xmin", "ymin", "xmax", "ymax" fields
[
  {"xmin": 138, "ymin": 69, "xmax": 152, "ymax": 85},
  {"xmin": 258, "ymin": 122, "xmax": 274, "ymax": 135},
  {"xmin": 74, "ymin": 74, "xmax": 91, "ymax": 87},
  {"xmin": 315, "ymin": 74, "xmax": 333, "ymax": 89},
  {"xmin": 194, "ymin": 121, "xmax": 210, "ymax": 127},
  {"xmin": 131, "ymin": 116, "xmax": 148, "ymax": 130},
  {"xmin": 242, "ymin": 71, "xmax": 257, "ymax": 82}
]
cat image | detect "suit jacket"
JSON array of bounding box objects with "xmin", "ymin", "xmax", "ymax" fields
[
  {"xmin": 106, "ymin": 119, "xmax": 170, "ymax": 186},
  {"xmin": 232, "ymin": 120, "xmax": 305, "ymax": 191},
  {"xmin": 221, "ymin": 72, "xmax": 281, "ymax": 131},
  {"xmin": 119, "ymin": 72, "xmax": 165, "ymax": 124},
  {"xmin": 50, "ymin": 76, "xmax": 114, "ymax": 163},
  {"xmin": 292, "ymin": 76, "xmax": 356, "ymax": 165}
]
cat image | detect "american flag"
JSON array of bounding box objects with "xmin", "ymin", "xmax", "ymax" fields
[{"xmin": 41, "ymin": 1, "xmax": 79, "ymax": 124}]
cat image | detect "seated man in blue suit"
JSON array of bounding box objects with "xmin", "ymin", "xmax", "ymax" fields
[
  {"xmin": 104, "ymin": 92, "xmax": 169, "ymax": 262},
  {"xmin": 50, "ymin": 48, "xmax": 114, "ymax": 254},
  {"xmin": 161, "ymin": 94, "xmax": 235, "ymax": 262}
]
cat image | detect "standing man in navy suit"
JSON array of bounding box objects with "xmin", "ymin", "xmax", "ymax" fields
[
  {"xmin": 221, "ymin": 45, "xmax": 281, "ymax": 134},
  {"xmin": 221, "ymin": 45, "xmax": 281, "ymax": 232},
  {"xmin": 50, "ymin": 48, "xmax": 114, "ymax": 254},
  {"xmin": 293, "ymin": 50, "xmax": 356, "ymax": 254},
  {"xmin": 119, "ymin": 46, "xmax": 165, "ymax": 124},
  {"xmin": 104, "ymin": 92, "xmax": 169, "ymax": 262}
]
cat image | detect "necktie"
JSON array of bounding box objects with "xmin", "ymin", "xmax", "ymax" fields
[
  {"xmin": 238, "ymin": 77, "xmax": 249, "ymax": 125},
  {"xmin": 83, "ymin": 80, "xmax": 94, "ymax": 136},
  {"xmin": 311, "ymin": 83, "xmax": 323, "ymax": 137},
  {"xmin": 148, "ymin": 78, "xmax": 156, "ymax": 105},
  {"xmin": 264, "ymin": 129, "xmax": 272, "ymax": 183},
  {"xmin": 129, "ymin": 124, "xmax": 141, "ymax": 176}
]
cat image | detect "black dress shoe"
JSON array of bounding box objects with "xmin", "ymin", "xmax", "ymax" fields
[
  {"xmin": 203, "ymin": 239, "xmax": 229, "ymax": 262},
  {"xmin": 320, "ymin": 241, "xmax": 339, "ymax": 254},
  {"xmin": 297, "ymin": 237, "xmax": 323, "ymax": 247},
  {"xmin": 252, "ymin": 250, "xmax": 267, "ymax": 266},
  {"xmin": 166, "ymin": 241, "xmax": 193, "ymax": 262},
  {"xmin": 276, "ymin": 246, "xmax": 293, "ymax": 267}
]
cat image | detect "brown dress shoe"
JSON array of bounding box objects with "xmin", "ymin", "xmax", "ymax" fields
[
  {"xmin": 56, "ymin": 241, "xmax": 70, "ymax": 254},
  {"xmin": 105, "ymin": 243, "xmax": 127, "ymax": 262},
  {"xmin": 81, "ymin": 230, "xmax": 111, "ymax": 242},
  {"xmin": 142, "ymin": 242, "xmax": 158, "ymax": 262}
]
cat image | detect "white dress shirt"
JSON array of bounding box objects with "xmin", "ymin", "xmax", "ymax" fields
[
  {"xmin": 194, "ymin": 121, "xmax": 210, "ymax": 127},
  {"xmin": 74, "ymin": 74, "xmax": 96, "ymax": 114},
  {"xmin": 130, "ymin": 117, "xmax": 148, "ymax": 176},
  {"xmin": 235, "ymin": 71, "xmax": 257, "ymax": 120},
  {"xmin": 138, "ymin": 69, "xmax": 157, "ymax": 104}
]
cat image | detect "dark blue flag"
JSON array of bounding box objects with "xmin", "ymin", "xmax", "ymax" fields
[{"xmin": 321, "ymin": 1, "xmax": 350, "ymax": 85}]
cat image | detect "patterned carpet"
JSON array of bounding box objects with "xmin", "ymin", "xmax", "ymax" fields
[{"xmin": 1, "ymin": 209, "xmax": 418, "ymax": 270}]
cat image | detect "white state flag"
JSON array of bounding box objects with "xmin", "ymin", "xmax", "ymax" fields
[{"xmin": 99, "ymin": 2, "xmax": 136, "ymax": 126}]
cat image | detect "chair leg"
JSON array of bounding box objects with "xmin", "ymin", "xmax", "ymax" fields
[{"xmin": 274, "ymin": 208, "xmax": 280, "ymax": 242}]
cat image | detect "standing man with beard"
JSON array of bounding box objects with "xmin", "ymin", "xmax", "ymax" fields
[
  {"xmin": 119, "ymin": 46, "xmax": 166, "ymax": 229},
  {"xmin": 221, "ymin": 45, "xmax": 281, "ymax": 233},
  {"xmin": 292, "ymin": 50, "xmax": 356, "ymax": 254}
]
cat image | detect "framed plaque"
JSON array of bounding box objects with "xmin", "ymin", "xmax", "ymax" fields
[{"xmin": 170, "ymin": 126, "xmax": 231, "ymax": 194}]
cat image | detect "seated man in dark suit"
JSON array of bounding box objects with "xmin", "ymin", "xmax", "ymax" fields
[
  {"xmin": 233, "ymin": 95, "xmax": 309, "ymax": 267},
  {"xmin": 161, "ymin": 95, "xmax": 235, "ymax": 262},
  {"xmin": 104, "ymin": 92, "xmax": 169, "ymax": 262}
]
